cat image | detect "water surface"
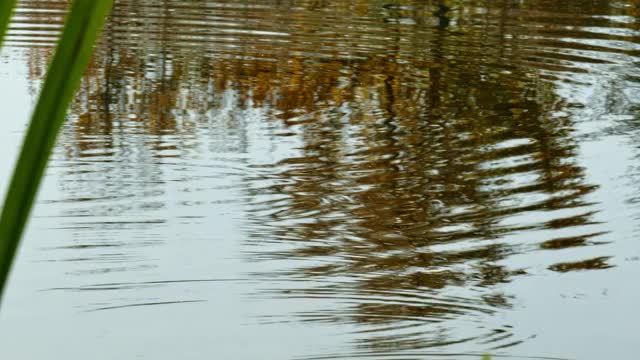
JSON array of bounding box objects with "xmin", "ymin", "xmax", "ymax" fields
[{"xmin": 1, "ymin": 1, "xmax": 640, "ymax": 359}]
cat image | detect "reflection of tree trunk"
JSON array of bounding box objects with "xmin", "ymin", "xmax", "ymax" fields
[
  {"xmin": 99, "ymin": 9, "xmax": 116, "ymax": 155},
  {"xmin": 427, "ymin": 15, "xmax": 443, "ymax": 118},
  {"xmin": 102, "ymin": 21, "xmax": 113, "ymax": 135},
  {"xmin": 435, "ymin": 1, "xmax": 450, "ymax": 29},
  {"xmin": 382, "ymin": 20, "xmax": 400, "ymax": 173},
  {"xmin": 159, "ymin": 1, "xmax": 169, "ymax": 122},
  {"xmin": 151, "ymin": 0, "xmax": 174, "ymax": 133},
  {"xmin": 498, "ymin": 0, "xmax": 509, "ymax": 59}
]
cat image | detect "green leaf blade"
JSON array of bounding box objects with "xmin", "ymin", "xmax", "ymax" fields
[
  {"xmin": 0, "ymin": 0, "xmax": 114, "ymax": 302},
  {"xmin": 0, "ymin": 0, "xmax": 18, "ymax": 48}
]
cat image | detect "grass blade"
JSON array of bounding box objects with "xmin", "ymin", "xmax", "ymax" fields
[
  {"xmin": 0, "ymin": 0, "xmax": 114, "ymax": 302},
  {"xmin": 0, "ymin": 0, "xmax": 18, "ymax": 48}
]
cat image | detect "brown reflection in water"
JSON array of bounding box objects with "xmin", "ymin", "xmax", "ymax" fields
[
  {"xmin": 237, "ymin": 52, "xmax": 598, "ymax": 349},
  {"xmin": 548, "ymin": 256, "xmax": 614, "ymax": 273},
  {"xmin": 14, "ymin": 0, "xmax": 627, "ymax": 354}
]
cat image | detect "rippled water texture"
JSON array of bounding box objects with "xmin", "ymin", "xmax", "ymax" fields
[{"xmin": 1, "ymin": 1, "xmax": 640, "ymax": 359}]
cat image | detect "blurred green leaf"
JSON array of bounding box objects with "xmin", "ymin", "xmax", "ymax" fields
[
  {"xmin": 0, "ymin": 0, "xmax": 113, "ymax": 302},
  {"xmin": 0, "ymin": 0, "xmax": 18, "ymax": 48}
]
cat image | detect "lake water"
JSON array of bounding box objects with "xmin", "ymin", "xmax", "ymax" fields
[{"xmin": 1, "ymin": 1, "xmax": 639, "ymax": 359}]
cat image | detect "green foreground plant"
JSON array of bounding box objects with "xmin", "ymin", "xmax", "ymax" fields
[
  {"xmin": 0, "ymin": 0, "xmax": 113, "ymax": 302},
  {"xmin": 0, "ymin": 0, "xmax": 18, "ymax": 48}
]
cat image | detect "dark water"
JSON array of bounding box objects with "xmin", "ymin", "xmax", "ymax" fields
[{"xmin": 1, "ymin": 1, "xmax": 640, "ymax": 359}]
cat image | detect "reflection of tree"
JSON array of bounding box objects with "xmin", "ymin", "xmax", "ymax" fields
[
  {"xmin": 16, "ymin": 0, "xmax": 620, "ymax": 354},
  {"xmin": 237, "ymin": 16, "xmax": 601, "ymax": 352}
]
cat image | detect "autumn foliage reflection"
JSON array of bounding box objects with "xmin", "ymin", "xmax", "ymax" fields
[{"xmin": 16, "ymin": 0, "xmax": 622, "ymax": 352}]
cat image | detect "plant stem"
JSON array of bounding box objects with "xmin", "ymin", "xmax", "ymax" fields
[{"xmin": 0, "ymin": 0, "xmax": 114, "ymax": 304}]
